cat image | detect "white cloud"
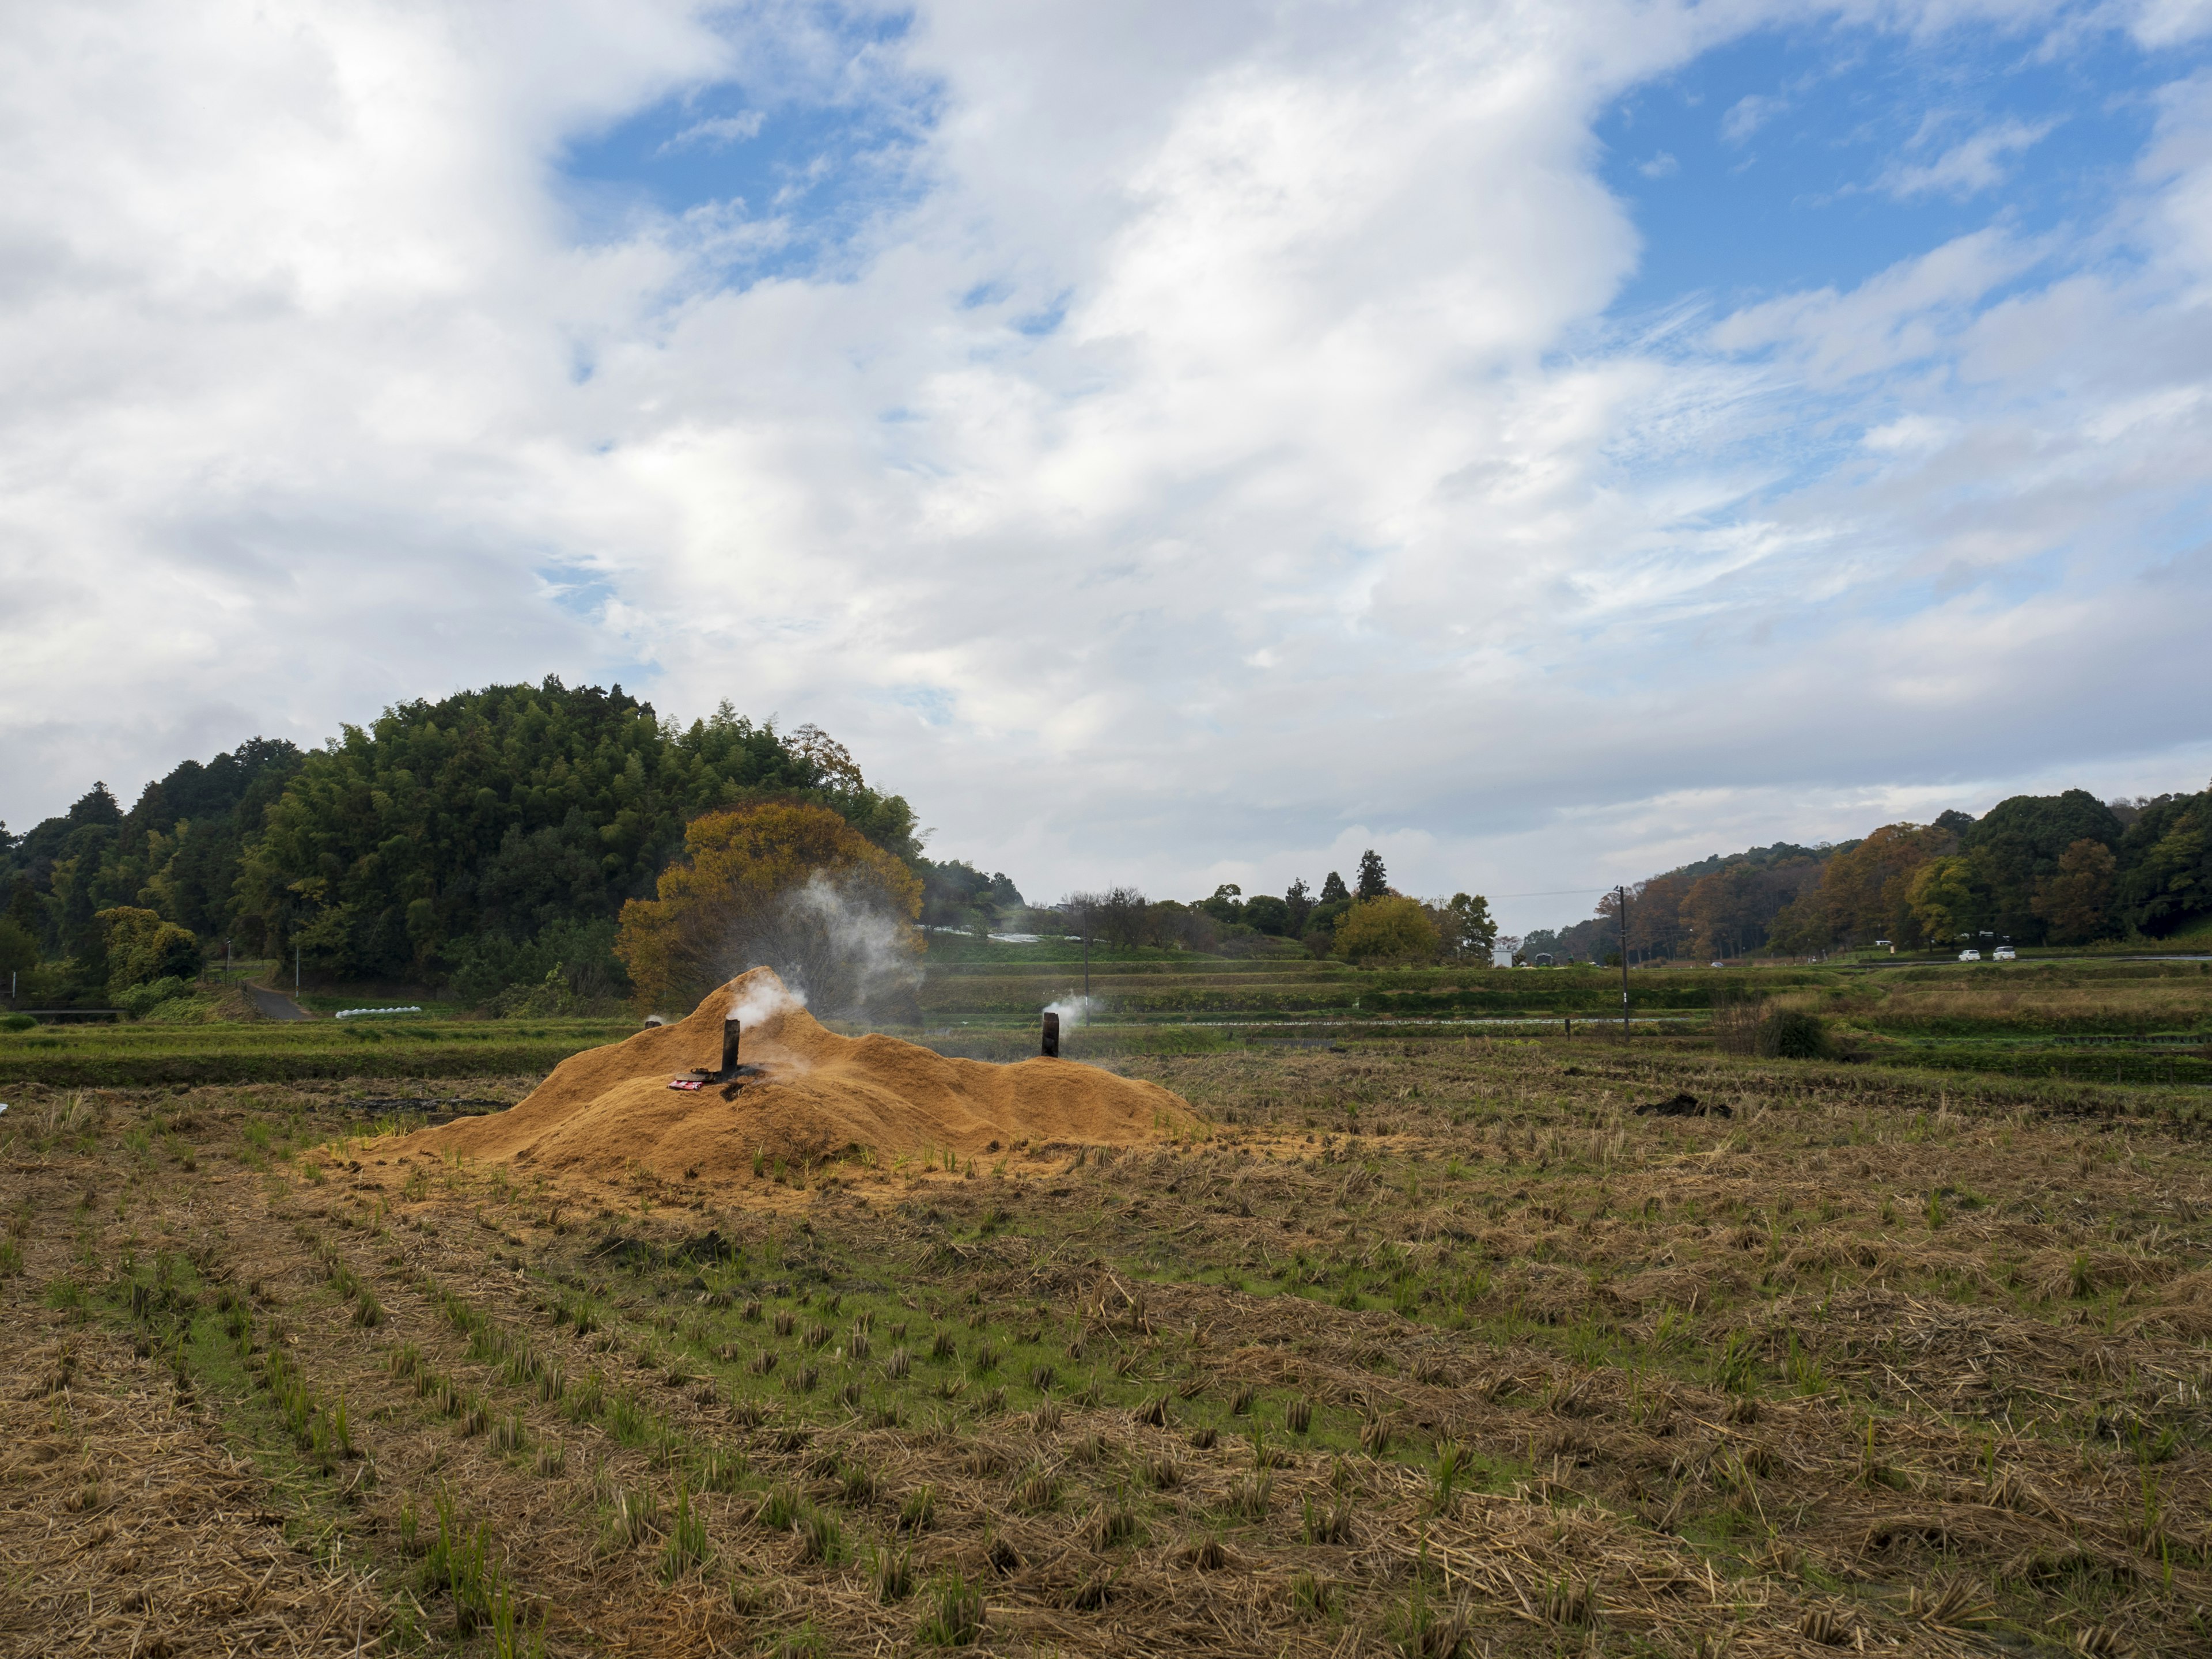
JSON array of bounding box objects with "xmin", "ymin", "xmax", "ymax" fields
[
  {"xmin": 1879, "ymin": 115, "xmax": 2055, "ymax": 198},
  {"xmin": 658, "ymin": 110, "xmax": 765, "ymax": 153},
  {"xmin": 2130, "ymin": 0, "xmax": 2212, "ymax": 46},
  {"xmin": 1, "ymin": 0, "xmax": 2208, "ymax": 937},
  {"xmin": 1722, "ymin": 91, "xmax": 1785, "ymax": 144}
]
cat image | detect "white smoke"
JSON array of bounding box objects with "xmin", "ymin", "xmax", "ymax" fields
[
  {"xmin": 723, "ymin": 870, "xmax": 923, "ymax": 1020},
  {"xmin": 1044, "ymin": 995, "xmax": 1105, "ymax": 1028},
  {"xmin": 726, "ymin": 977, "xmax": 808, "ymax": 1030}
]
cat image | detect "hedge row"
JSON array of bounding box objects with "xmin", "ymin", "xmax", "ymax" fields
[
  {"xmin": 0, "ymin": 1039, "xmax": 596, "ymax": 1088},
  {"xmin": 1862, "ymin": 1047, "xmax": 2212, "ymax": 1089}
]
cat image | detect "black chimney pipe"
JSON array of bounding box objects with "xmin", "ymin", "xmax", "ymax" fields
[
  {"xmin": 1041, "ymin": 1011, "xmax": 1060, "ymax": 1058},
  {"xmin": 718, "ymin": 1018, "xmax": 741, "ymax": 1081}
]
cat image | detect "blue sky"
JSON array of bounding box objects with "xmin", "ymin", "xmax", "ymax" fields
[
  {"xmin": 3, "ymin": 0, "xmax": 2210, "ymax": 930},
  {"xmin": 1597, "ymin": 16, "xmax": 2195, "ymax": 316},
  {"xmin": 562, "ymin": 7, "xmax": 938, "ymax": 286},
  {"xmin": 550, "ymin": 9, "xmax": 2208, "ymax": 328}
]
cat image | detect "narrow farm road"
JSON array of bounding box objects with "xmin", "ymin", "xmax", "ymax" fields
[{"xmin": 244, "ymin": 983, "xmax": 313, "ymax": 1021}]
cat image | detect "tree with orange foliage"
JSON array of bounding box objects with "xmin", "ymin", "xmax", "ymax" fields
[
  {"xmin": 1785, "ymin": 821, "xmax": 1955, "ymax": 950},
  {"xmin": 615, "ymin": 802, "xmax": 922, "ymax": 1017}
]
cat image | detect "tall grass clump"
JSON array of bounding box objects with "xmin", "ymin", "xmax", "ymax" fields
[{"xmin": 916, "ymin": 1569, "xmax": 986, "ymax": 1646}]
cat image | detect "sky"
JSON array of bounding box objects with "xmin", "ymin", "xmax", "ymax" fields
[{"xmin": 3, "ymin": 0, "xmax": 2210, "ymax": 935}]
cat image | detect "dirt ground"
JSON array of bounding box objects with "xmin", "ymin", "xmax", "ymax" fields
[{"xmin": 3, "ymin": 1042, "xmax": 2209, "ymax": 1657}]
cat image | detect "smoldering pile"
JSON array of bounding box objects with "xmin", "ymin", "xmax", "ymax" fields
[{"xmin": 396, "ymin": 968, "xmax": 1189, "ymax": 1191}]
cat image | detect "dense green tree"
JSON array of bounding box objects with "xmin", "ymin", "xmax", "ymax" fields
[
  {"xmin": 2033, "ymin": 838, "xmax": 2119, "ymax": 944},
  {"xmin": 1959, "ymin": 790, "xmax": 2122, "ymax": 945},
  {"xmin": 1283, "ymin": 877, "xmax": 1313, "ymax": 935},
  {"xmin": 1301, "ymin": 896, "xmax": 1353, "ymax": 957},
  {"xmin": 1243, "ymin": 893, "xmax": 1290, "ymax": 935},
  {"xmin": 1436, "ymin": 892, "xmax": 1499, "ymax": 961},
  {"xmin": 2116, "ymin": 787, "xmax": 2212, "ymax": 935},
  {"xmin": 229, "ymin": 680, "xmax": 915, "ymax": 983},
  {"xmin": 2, "ymin": 748, "xmax": 301, "ymax": 995},
  {"xmin": 919, "ymin": 860, "xmax": 1024, "ymax": 931},
  {"xmin": 1355, "ymin": 850, "xmax": 1389, "ymax": 900},
  {"xmin": 1518, "ymin": 927, "xmax": 1560, "ymax": 960},
  {"xmin": 1199, "ymin": 884, "xmax": 1245, "ymax": 925},
  {"xmin": 1906, "ymin": 855, "xmax": 1986, "ymax": 945},
  {"xmin": 1319, "ymin": 870, "xmax": 1349, "ymax": 904},
  {"xmin": 0, "ymin": 915, "xmax": 37, "ymax": 980}
]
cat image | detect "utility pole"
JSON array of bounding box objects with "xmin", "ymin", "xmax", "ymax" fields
[
  {"xmin": 1618, "ymin": 885, "xmax": 1630, "ymax": 1043},
  {"xmin": 294, "ymin": 941, "xmax": 301, "ymax": 994},
  {"xmin": 1082, "ymin": 932, "xmax": 1090, "ymax": 999}
]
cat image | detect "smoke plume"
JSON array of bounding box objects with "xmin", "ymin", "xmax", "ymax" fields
[
  {"xmin": 1043, "ymin": 994, "xmax": 1105, "ymax": 1028},
  {"xmin": 726, "ymin": 976, "xmax": 808, "ymax": 1029},
  {"xmin": 725, "ymin": 870, "xmax": 923, "ymax": 1020}
]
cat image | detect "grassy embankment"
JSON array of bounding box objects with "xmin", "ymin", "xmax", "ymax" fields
[{"xmin": 5, "ymin": 1041, "xmax": 2211, "ymax": 1655}]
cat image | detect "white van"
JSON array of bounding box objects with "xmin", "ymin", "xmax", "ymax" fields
[{"xmin": 1957, "ymin": 948, "xmax": 1982, "ymax": 961}]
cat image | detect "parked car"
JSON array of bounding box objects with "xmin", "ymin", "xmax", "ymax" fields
[
  {"xmin": 1957, "ymin": 948, "xmax": 1982, "ymax": 961},
  {"xmin": 1993, "ymin": 946, "xmax": 2016, "ymax": 961}
]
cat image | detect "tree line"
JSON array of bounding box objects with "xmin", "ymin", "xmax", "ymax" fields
[
  {"xmin": 1525, "ymin": 784, "xmax": 2212, "ymax": 963},
  {"xmin": 1052, "ymin": 848, "xmax": 1500, "ymax": 967},
  {"xmin": 0, "ymin": 679, "xmax": 923, "ymax": 1013}
]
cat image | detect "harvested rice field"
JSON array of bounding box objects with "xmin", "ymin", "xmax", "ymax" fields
[{"xmin": 5, "ymin": 1040, "xmax": 2210, "ymax": 1657}]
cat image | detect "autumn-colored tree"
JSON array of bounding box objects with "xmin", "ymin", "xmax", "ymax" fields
[
  {"xmin": 1332, "ymin": 896, "xmax": 1440, "ymax": 966},
  {"xmin": 1598, "ymin": 875, "xmax": 1692, "ymax": 961},
  {"xmin": 615, "ymin": 803, "xmax": 922, "ymax": 1017},
  {"xmin": 1677, "ymin": 859, "xmax": 1819, "ymax": 958},
  {"xmin": 1810, "ymin": 822, "xmax": 1951, "ymax": 946},
  {"xmin": 2033, "ymin": 838, "xmax": 2118, "ymax": 944}
]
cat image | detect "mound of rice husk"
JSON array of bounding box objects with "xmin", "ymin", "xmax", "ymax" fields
[{"xmin": 399, "ymin": 968, "xmax": 1188, "ymax": 1188}]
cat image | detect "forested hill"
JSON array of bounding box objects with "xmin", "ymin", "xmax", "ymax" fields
[
  {"xmin": 1529, "ymin": 786, "xmax": 2212, "ymax": 963},
  {"xmin": 0, "ymin": 679, "xmax": 921, "ymax": 1006}
]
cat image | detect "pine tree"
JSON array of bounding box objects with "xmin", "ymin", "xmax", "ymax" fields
[
  {"xmin": 1356, "ymin": 849, "xmax": 1389, "ymax": 900},
  {"xmin": 1319, "ymin": 870, "xmax": 1349, "ymax": 904}
]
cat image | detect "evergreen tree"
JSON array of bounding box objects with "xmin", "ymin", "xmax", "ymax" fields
[
  {"xmin": 230, "ymin": 679, "xmax": 916, "ymax": 982},
  {"xmin": 1319, "ymin": 870, "xmax": 1349, "ymax": 904},
  {"xmin": 1355, "ymin": 849, "xmax": 1389, "ymax": 900},
  {"xmin": 0, "ymin": 679, "xmax": 923, "ymax": 1002}
]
